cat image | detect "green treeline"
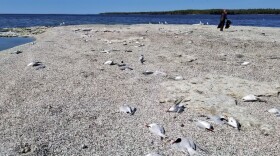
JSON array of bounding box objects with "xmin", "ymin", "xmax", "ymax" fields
[{"xmin": 101, "ymin": 9, "xmax": 280, "ymax": 15}]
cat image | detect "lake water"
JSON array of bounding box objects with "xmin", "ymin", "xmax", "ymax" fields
[
  {"xmin": 0, "ymin": 37, "xmax": 34, "ymax": 51},
  {"xmin": 0, "ymin": 14, "xmax": 279, "ymax": 51},
  {"xmin": 0, "ymin": 14, "xmax": 279, "ymax": 28}
]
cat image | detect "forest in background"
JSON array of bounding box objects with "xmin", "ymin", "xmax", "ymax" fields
[{"xmin": 101, "ymin": 9, "xmax": 280, "ymax": 15}]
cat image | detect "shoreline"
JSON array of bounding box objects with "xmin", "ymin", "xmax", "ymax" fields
[{"xmin": 0, "ymin": 24, "xmax": 279, "ymax": 155}]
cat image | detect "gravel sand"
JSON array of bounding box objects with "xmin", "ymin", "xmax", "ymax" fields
[{"xmin": 0, "ymin": 24, "xmax": 280, "ymax": 155}]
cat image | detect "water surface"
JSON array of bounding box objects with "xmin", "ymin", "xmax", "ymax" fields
[
  {"xmin": 0, "ymin": 37, "xmax": 34, "ymax": 51},
  {"xmin": 0, "ymin": 14, "xmax": 279, "ymax": 28}
]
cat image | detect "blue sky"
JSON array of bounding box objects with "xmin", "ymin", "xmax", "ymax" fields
[{"xmin": 1, "ymin": 0, "xmax": 279, "ymax": 14}]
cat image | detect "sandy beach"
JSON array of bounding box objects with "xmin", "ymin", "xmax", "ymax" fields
[{"xmin": 0, "ymin": 24, "xmax": 280, "ymax": 155}]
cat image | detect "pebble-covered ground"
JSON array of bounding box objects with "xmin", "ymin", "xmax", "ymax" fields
[{"xmin": 0, "ymin": 24, "xmax": 279, "ymax": 156}]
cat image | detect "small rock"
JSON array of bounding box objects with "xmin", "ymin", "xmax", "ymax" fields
[
  {"xmin": 125, "ymin": 50, "xmax": 132, "ymax": 52},
  {"xmin": 235, "ymin": 54, "xmax": 244, "ymax": 58}
]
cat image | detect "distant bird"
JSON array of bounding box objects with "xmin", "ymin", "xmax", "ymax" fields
[
  {"xmin": 11, "ymin": 50, "xmax": 22, "ymax": 54},
  {"xmin": 119, "ymin": 105, "xmax": 136, "ymax": 115},
  {"xmin": 146, "ymin": 123, "xmax": 167, "ymax": 140},
  {"xmin": 27, "ymin": 61, "xmax": 42, "ymax": 67},
  {"xmin": 27, "ymin": 61, "xmax": 45, "ymax": 70},
  {"xmin": 120, "ymin": 66, "xmax": 133, "ymax": 71},
  {"xmin": 104, "ymin": 60, "xmax": 115, "ymax": 65},
  {"xmin": 100, "ymin": 50, "xmax": 110, "ymax": 53},
  {"xmin": 268, "ymin": 108, "xmax": 280, "ymax": 117},
  {"xmin": 227, "ymin": 117, "xmax": 241, "ymax": 131},
  {"xmin": 207, "ymin": 115, "xmax": 227, "ymax": 125},
  {"xmin": 164, "ymin": 21, "xmax": 168, "ymax": 24},
  {"xmin": 195, "ymin": 120, "xmax": 214, "ymax": 131},
  {"xmin": 60, "ymin": 22, "xmax": 65, "ymax": 26},
  {"xmin": 142, "ymin": 71, "xmax": 154, "ymax": 75},
  {"xmin": 171, "ymin": 137, "xmax": 198, "ymax": 156},
  {"xmin": 167, "ymin": 103, "xmax": 185, "ymax": 113},
  {"xmin": 268, "ymin": 108, "xmax": 280, "ymax": 114},
  {"xmin": 139, "ymin": 54, "xmax": 145, "ymax": 64},
  {"xmin": 174, "ymin": 76, "xmax": 184, "ymax": 81},
  {"xmin": 242, "ymin": 94, "xmax": 259, "ymax": 102},
  {"xmin": 241, "ymin": 61, "xmax": 250, "ymax": 66}
]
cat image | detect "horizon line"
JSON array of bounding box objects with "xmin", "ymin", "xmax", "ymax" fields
[{"xmin": 1, "ymin": 8, "xmax": 279, "ymax": 15}]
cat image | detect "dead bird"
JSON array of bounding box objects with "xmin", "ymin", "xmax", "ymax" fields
[
  {"xmin": 171, "ymin": 137, "xmax": 207, "ymax": 156},
  {"xmin": 195, "ymin": 120, "xmax": 214, "ymax": 131},
  {"xmin": 119, "ymin": 105, "xmax": 136, "ymax": 115},
  {"xmin": 206, "ymin": 115, "xmax": 227, "ymax": 125},
  {"xmin": 139, "ymin": 54, "xmax": 145, "ymax": 64},
  {"xmin": 146, "ymin": 123, "xmax": 167, "ymax": 140},
  {"xmin": 227, "ymin": 117, "xmax": 241, "ymax": 131}
]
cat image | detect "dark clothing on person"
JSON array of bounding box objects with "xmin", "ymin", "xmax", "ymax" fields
[
  {"xmin": 217, "ymin": 12, "xmax": 227, "ymax": 31},
  {"xmin": 225, "ymin": 20, "xmax": 231, "ymax": 29}
]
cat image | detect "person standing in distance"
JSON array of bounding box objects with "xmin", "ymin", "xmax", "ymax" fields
[{"xmin": 218, "ymin": 9, "xmax": 228, "ymax": 31}]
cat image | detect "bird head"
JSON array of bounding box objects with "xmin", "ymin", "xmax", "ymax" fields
[
  {"xmin": 207, "ymin": 126, "xmax": 214, "ymax": 132},
  {"xmin": 171, "ymin": 138, "xmax": 182, "ymax": 144}
]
